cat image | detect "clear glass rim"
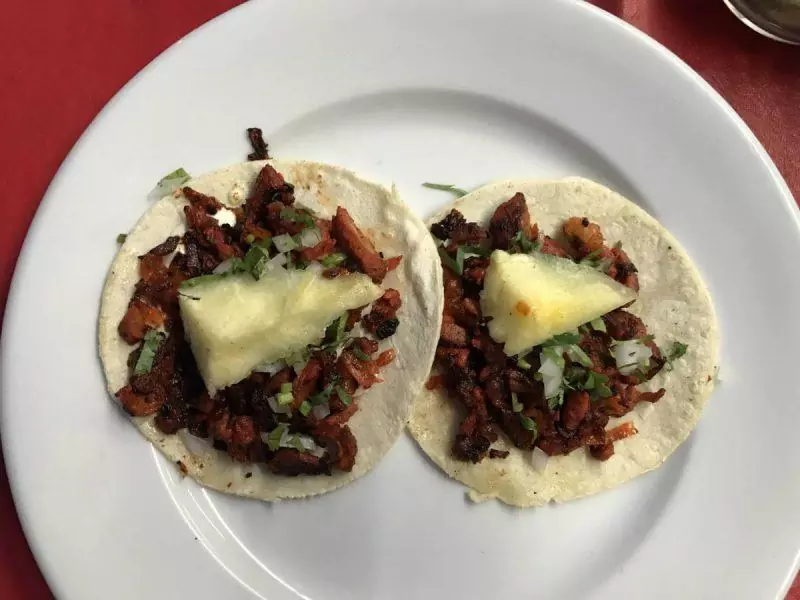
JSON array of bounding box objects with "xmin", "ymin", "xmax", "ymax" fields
[{"xmin": 723, "ymin": 0, "xmax": 800, "ymax": 44}]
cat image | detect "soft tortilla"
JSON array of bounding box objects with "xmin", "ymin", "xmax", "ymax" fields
[
  {"xmin": 408, "ymin": 178, "xmax": 719, "ymax": 507},
  {"xmin": 99, "ymin": 160, "xmax": 443, "ymax": 500}
]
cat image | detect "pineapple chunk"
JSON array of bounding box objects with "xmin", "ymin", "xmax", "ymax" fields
[
  {"xmin": 480, "ymin": 250, "xmax": 636, "ymax": 355},
  {"xmin": 179, "ymin": 268, "xmax": 382, "ymax": 393}
]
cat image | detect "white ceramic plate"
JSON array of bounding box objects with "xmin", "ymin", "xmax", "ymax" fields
[{"xmin": 3, "ymin": 1, "xmax": 800, "ymax": 598}]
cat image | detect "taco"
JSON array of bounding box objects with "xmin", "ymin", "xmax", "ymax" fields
[
  {"xmin": 409, "ymin": 178, "xmax": 718, "ymax": 507},
  {"xmin": 99, "ymin": 158, "xmax": 442, "ymax": 500}
]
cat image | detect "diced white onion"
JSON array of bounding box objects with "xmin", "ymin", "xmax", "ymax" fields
[
  {"xmin": 294, "ymin": 435, "xmax": 326, "ymax": 458},
  {"xmin": 612, "ymin": 340, "xmax": 653, "ymax": 375},
  {"xmin": 213, "ymin": 258, "xmax": 238, "ymax": 274},
  {"xmin": 530, "ymin": 447, "xmax": 549, "ymax": 472},
  {"xmin": 311, "ymin": 403, "xmax": 331, "ymax": 420},
  {"xmin": 271, "ymin": 432, "xmax": 326, "ymax": 457},
  {"xmin": 263, "ymin": 253, "xmax": 288, "ymax": 274},
  {"xmin": 293, "ymin": 434, "xmax": 317, "ymax": 452},
  {"xmin": 253, "ymin": 360, "xmax": 285, "ymax": 375},
  {"xmin": 267, "ymin": 396, "xmax": 292, "ymax": 414},
  {"xmin": 273, "ymin": 234, "xmax": 298, "ymax": 253},
  {"xmin": 637, "ymin": 402, "xmax": 656, "ymax": 421},
  {"xmin": 287, "ymin": 350, "xmax": 309, "ymax": 374},
  {"xmin": 299, "ymin": 227, "xmax": 323, "ymax": 248},
  {"xmin": 278, "ymin": 428, "xmax": 294, "ymax": 447},
  {"xmin": 212, "ymin": 207, "xmax": 237, "ymax": 228},
  {"xmin": 538, "ymin": 352, "xmax": 564, "ymax": 398}
]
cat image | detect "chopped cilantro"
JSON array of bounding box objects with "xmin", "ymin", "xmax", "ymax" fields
[
  {"xmin": 266, "ymin": 424, "xmax": 289, "ymax": 451},
  {"xmin": 320, "ymin": 252, "xmax": 348, "ymax": 268},
  {"xmin": 519, "ymin": 415, "xmax": 538, "ymax": 436},
  {"xmin": 351, "ymin": 347, "xmax": 371, "ymax": 361},
  {"xmin": 547, "ymin": 389, "xmax": 565, "ymax": 410},
  {"xmin": 134, "ymin": 330, "xmax": 165, "ymax": 375},
  {"xmin": 438, "ymin": 246, "xmax": 462, "ymax": 275},
  {"xmin": 541, "ymin": 332, "xmax": 581, "ymax": 347},
  {"xmin": 511, "ymin": 392, "xmax": 523, "ymax": 413},
  {"xmin": 664, "ymin": 341, "xmax": 689, "ymax": 371},
  {"xmin": 116, "ymin": 233, "xmax": 128, "ymax": 244},
  {"xmin": 589, "ymin": 318, "xmax": 606, "ymax": 333},
  {"xmin": 280, "ymin": 207, "xmax": 317, "ymax": 230},
  {"xmin": 422, "ymin": 182, "xmax": 469, "ymax": 197},
  {"xmin": 335, "ymin": 385, "xmax": 352, "ymax": 406},
  {"xmin": 510, "ymin": 230, "xmax": 541, "ymax": 254}
]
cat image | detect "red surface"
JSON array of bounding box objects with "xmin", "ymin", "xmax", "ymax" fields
[{"xmin": 0, "ymin": 1, "xmax": 797, "ymax": 598}]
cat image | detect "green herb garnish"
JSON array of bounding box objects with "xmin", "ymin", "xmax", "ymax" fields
[
  {"xmin": 438, "ymin": 246, "xmax": 462, "ymax": 275},
  {"xmin": 583, "ymin": 371, "xmax": 613, "ymax": 398},
  {"xmin": 510, "ymin": 231, "xmax": 541, "ymax": 254},
  {"xmin": 156, "ymin": 167, "xmax": 191, "ymax": 193},
  {"xmin": 511, "ymin": 392, "xmax": 523, "ymax": 413},
  {"xmin": 664, "ymin": 341, "xmax": 689, "ymax": 371},
  {"xmin": 323, "ymin": 314, "xmax": 349, "ymax": 350},
  {"xmin": 517, "ymin": 356, "xmax": 532, "ymax": 370},
  {"xmin": 308, "ymin": 379, "xmax": 339, "ymax": 407},
  {"xmin": 566, "ymin": 345, "xmax": 593, "ymax": 368},
  {"xmin": 241, "ymin": 246, "xmax": 269, "ymax": 279},
  {"xmin": 589, "ymin": 318, "xmax": 606, "ymax": 333},
  {"xmin": 542, "ymin": 346, "xmax": 566, "ymax": 369},
  {"xmin": 422, "ymin": 182, "xmax": 469, "ymax": 197},
  {"xmin": 541, "ymin": 332, "xmax": 581, "ymax": 347},
  {"xmin": 519, "ymin": 415, "xmax": 538, "ymax": 436},
  {"xmin": 266, "ymin": 424, "xmax": 289, "ymax": 451},
  {"xmin": 547, "ymin": 389, "xmax": 565, "ymax": 410},
  {"xmin": 299, "ymin": 401, "xmax": 313, "ymax": 417},
  {"xmin": 280, "ymin": 207, "xmax": 317, "ymax": 230},
  {"xmin": 335, "ymin": 385, "xmax": 352, "ymax": 406},
  {"xmin": 320, "ymin": 252, "xmax": 348, "ymax": 268},
  {"xmin": 351, "ymin": 347, "xmax": 371, "ymax": 361},
  {"xmin": 134, "ymin": 330, "xmax": 165, "ymax": 375},
  {"xmin": 116, "ymin": 233, "xmax": 128, "ymax": 244}
]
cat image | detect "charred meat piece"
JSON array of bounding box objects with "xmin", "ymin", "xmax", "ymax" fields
[
  {"xmin": 298, "ymin": 219, "xmax": 336, "ymax": 262},
  {"xmin": 148, "ymin": 236, "xmax": 181, "ymax": 257},
  {"xmin": 246, "ymin": 127, "xmax": 270, "ymax": 161},
  {"xmin": 431, "ymin": 209, "xmax": 488, "ymax": 244},
  {"xmin": 562, "ymin": 217, "xmax": 604, "ymax": 257},
  {"xmin": 489, "ymin": 193, "xmax": 538, "ymax": 250},
  {"xmin": 590, "ymin": 443, "xmax": 615, "ymax": 461},
  {"xmin": 362, "ymin": 289, "xmax": 402, "ymax": 338},
  {"xmin": 314, "ymin": 423, "xmax": 358, "ymax": 472},
  {"xmin": 268, "ymin": 449, "xmax": 330, "ymax": 476},
  {"xmin": 453, "ymin": 413, "xmax": 493, "ymax": 463},
  {"xmin": 539, "ymin": 235, "xmax": 571, "ymax": 258},
  {"xmin": 605, "ymin": 245, "xmax": 639, "ymax": 291},
  {"xmin": 602, "ymin": 309, "xmax": 647, "ymax": 341},
  {"xmin": 247, "ymin": 164, "xmax": 294, "ymax": 213},
  {"xmin": 562, "ymin": 391, "xmax": 590, "ymax": 431},
  {"xmin": 440, "ymin": 315, "xmax": 469, "ymax": 346},
  {"xmin": 292, "ymin": 359, "xmax": 323, "ymax": 410},
  {"xmin": 332, "ymin": 206, "xmax": 387, "ymax": 283},
  {"xmin": 117, "ymin": 385, "xmax": 165, "ymax": 417},
  {"xmin": 183, "ymin": 187, "xmax": 223, "ymax": 213},
  {"xmin": 118, "ymin": 299, "xmax": 165, "ymax": 344}
]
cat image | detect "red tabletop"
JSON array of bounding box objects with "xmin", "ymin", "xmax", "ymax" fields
[{"xmin": 0, "ymin": 1, "xmax": 797, "ymax": 598}]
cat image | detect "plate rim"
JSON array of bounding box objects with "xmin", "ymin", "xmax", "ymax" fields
[{"xmin": 2, "ymin": 1, "xmax": 799, "ymax": 598}]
